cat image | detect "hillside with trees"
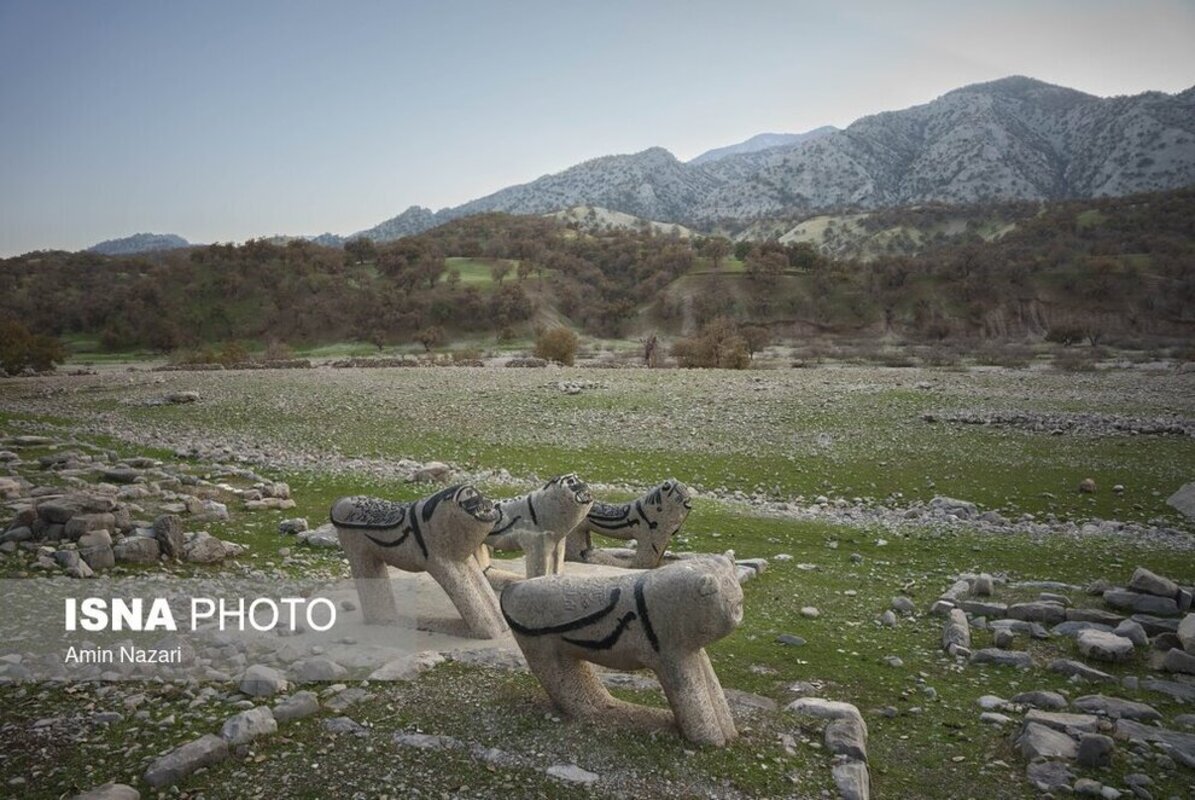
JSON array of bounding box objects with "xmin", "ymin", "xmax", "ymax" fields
[{"xmin": 1, "ymin": 189, "xmax": 1192, "ymax": 364}]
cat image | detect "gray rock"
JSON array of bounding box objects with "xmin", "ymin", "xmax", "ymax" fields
[
  {"xmin": 1104, "ymin": 589, "xmax": 1179, "ymax": 616},
  {"xmin": 825, "ymin": 715, "xmax": 868, "ymax": 762},
  {"xmin": 943, "ymin": 608, "xmax": 970, "ymax": 653},
  {"xmin": 980, "ymin": 711, "xmax": 1013, "ymax": 725},
  {"xmin": 878, "ymin": 610, "xmax": 897, "ymax": 627},
  {"xmin": 1166, "ymin": 482, "xmax": 1195, "ymax": 519},
  {"xmin": 323, "ymin": 716, "xmax": 368, "ymax": 736},
  {"xmin": 1132, "ymin": 614, "xmax": 1181, "ymax": 636},
  {"xmin": 278, "ymin": 517, "xmax": 308, "ymax": 535},
  {"xmin": 972, "ymin": 573, "xmax": 994, "ymax": 596},
  {"xmin": 993, "ymin": 628, "xmax": 1015, "ymax": 648},
  {"xmin": 1007, "ymin": 601, "xmax": 1067, "ymax": 624},
  {"xmin": 114, "ymin": 536, "xmax": 161, "ymax": 563},
  {"xmin": 989, "ymin": 619, "xmax": 1051, "ymax": 639},
  {"xmin": 368, "ymin": 652, "xmax": 446, "ymax": 681},
  {"xmin": 1011, "ymin": 690, "xmax": 1068, "ymax": 710},
  {"xmin": 1163, "ymin": 647, "xmax": 1195, "ymax": 674},
  {"xmin": 152, "ymin": 515, "xmax": 184, "ymax": 559},
  {"xmin": 1054, "ymin": 620, "xmax": 1113, "ymax": 637},
  {"xmin": 1075, "ymin": 735, "xmax": 1112, "ymax": 773},
  {"xmin": 1025, "ymin": 709, "xmax": 1099, "ymax": 734},
  {"xmin": 220, "ymin": 706, "xmax": 277, "ymax": 745},
  {"xmin": 1074, "ymin": 777, "xmax": 1105, "ymax": 797},
  {"xmin": 393, "ymin": 732, "xmax": 464, "ymax": 750},
  {"xmin": 1049, "ymin": 659, "xmax": 1114, "ymax": 682},
  {"xmin": 182, "ymin": 531, "xmax": 242, "ymax": 563},
  {"xmin": 890, "ymin": 596, "xmax": 917, "ymax": 614},
  {"xmin": 1113, "ymin": 620, "xmax": 1149, "ymax": 647},
  {"xmin": 1078, "ymin": 629, "xmax": 1136, "ymax": 662},
  {"xmin": 1128, "ymin": 567, "xmax": 1180, "ymax": 599},
  {"xmin": 929, "ymin": 496, "xmax": 976, "ymax": 519},
  {"xmin": 299, "ymin": 523, "xmax": 340, "ymax": 548},
  {"xmin": 324, "ymin": 687, "xmax": 371, "ymax": 712},
  {"xmin": 1114, "ymin": 718, "xmax": 1195, "ymax": 768},
  {"xmin": 786, "ymin": 698, "xmax": 866, "ymax": 731},
  {"xmin": 929, "ymin": 600, "xmax": 955, "ymax": 617},
  {"xmin": 239, "ymin": 664, "xmax": 287, "ymax": 697},
  {"xmin": 291, "ymin": 658, "xmax": 347, "ymax": 682},
  {"xmin": 1067, "ymin": 607, "xmax": 1126, "ymax": 625},
  {"xmin": 546, "ymin": 764, "xmax": 599, "ymax": 785},
  {"xmin": 70, "ymin": 783, "xmax": 140, "ymax": 800},
  {"xmin": 1178, "ymin": 613, "xmax": 1195, "ymax": 653},
  {"xmin": 1019, "ymin": 721, "xmax": 1079, "ymax": 760},
  {"xmin": 1026, "ymin": 759, "xmax": 1076, "ymax": 791},
  {"xmin": 776, "ymin": 634, "xmax": 806, "ymax": 647},
  {"xmin": 1141, "ymin": 676, "xmax": 1195, "ymax": 702},
  {"xmin": 102, "ymin": 468, "xmax": 141, "ymax": 484},
  {"xmin": 831, "ymin": 759, "xmax": 870, "ymax": 800},
  {"xmin": 1073, "ymin": 695, "xmax": 1161, "ymax": 721},
  {"xmin": 977, "ymin": 695, "xmax": 1007, "ymax": 710},
  {"xmin": 273, "ymin": 691, "xmax": 320, "ymax": 722},
  {"xmin": 65, "ymin": 513, "xmax": 115, "ymax": 539},
  {"xmin": 961, "ymin": 600, "xmax": 1007, "ymax": 617},
  {"xmin": 143, "ymin": 734, "xmax": 229, "ymax": 788},
  {"xmin": 1039, "ymin": 592, "xmax": 1072, "ymax": 607},
  {"xmin": 970, "ymin": 648, "xmax": 1032, "ymax": 668}
]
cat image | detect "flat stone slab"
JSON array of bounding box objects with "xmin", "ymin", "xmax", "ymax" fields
[
  {"xmin": 970, "ymin": 648, "xmax": 1032, "ymax": 668},
  {"xmin": 1142, "ymin": 677, "xmax": 1195, "ymax": 703},
  {"xmin": 1115, "ymin": 718, "xmax": 1195, "ymax": 768},
  {"xmin": 143, "ymin": 734, "xmax": 229, "ymax": 788},
  {"xmin": 831, "ymin": 759, "xmax": 870, "ymax": 800},
  {"xmin": 1166, "ymin": 482, "xmax": 1195, "ymax": 520},
  {"xmin": 1018, "ymin": 721, "xmax": 1078, "ymax": 760},
  {"xmin": 1049, "ymin": 659, "xmax": 1114, "ymax": 682},
  {"xmin": 1077, "ymin": 629, "xmax": 1135, "ymax": 662},
  {"xmin": 546, "ymin": 764, "xmax": 599, "ymax": 785},
  {"xmin": 1011, "ymin": 690, "xmax": 1068, "ymax": 710},
  {"xmin": 1104, "ymin": 589, "xmax": 1178, "ymax": 616},
  {"xmin": 825, "ymin": 716, "xmax": 868, "ymax": 762},
  {"xmin": 1025, "ymin": 709, "xmax": 1100, "ymax": 734},
  {"xmin": 1129, "ymin": 567, "xmax": 1180, "ymax": 599},
  {"xmin": 1007, "ymin": 601, "xmax": 1067, "ymax": 624},
  {"xmin": 786, "ymin": 697, "xmax": 867, "ymax": 731},
  {"xmin": 1073, "ymin": 694, "xmax": 1162, "ymax": 721}
]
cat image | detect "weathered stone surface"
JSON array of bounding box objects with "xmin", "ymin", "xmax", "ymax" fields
[
  {"xmin": 825, "ymin": 715, "xmax": 868, "ymax": 762},
  {"xmin": 323, "ymin": 716, "xmax": 368, "ymax": 736},
  {"xmin": 972, "ymin": 573, "xmax": 994, "ymax": 596},
  {"xmin": 1103, "ymin": 589, "xmax": 1178, "ymax": 616},
  {"xmin": 1026, "ymin": 759, "xmax": 1075, "ymax": 792},
  {"xmin": 1073, "ymin": 695, "xmax": 1161, "ymax": 721},
  {"xmin": 273, "ymin": 691, "xmax": 320, "ymax": 722},
  {"xmin": 152, "ymin": 515, "xmax": 184, "ymax": 559},
  {"xmin": 1132, "ymin": 613, "xmax": 1181, "ymax": 636},
  {"xmin": 278, "ymin": 517, "xmax": 308, "ymax": 535},
  {"xmin": 1078, "ymin": 629, "xmax": 1136, "ymax": 662},
  {"xmin": 546, "ymin": 764, "xmax": 599, "ymax": 785},
  {"xmin": 890, "ymin": 596, "xmax": 917, "ymax": 614},
  {"xmin": 989, "ymin": 619, "xmax": 1051, "ymax": 639},
  {"xmin": 1025, "ymin": 709, "xmax": 1100, "ymax": 734},
  {"xmin": 1049, "ymin": 659, "xmax": 1114, "ymax": 682},
  {"xmin": 239, "ymin": 664, "xmax": 287, "ymax": 697},
  {"xmin": 368, "ymin": 651, "xmax": 446, "ymax": 681},
  {"xmin": 221, "ymin": 706, "xmax": 277, "ymax": 745},
  {"xmin": 1166, "ymin": 482, "xmax": 1195, "ymax": 520},
  {"xmin": 143, "ymin": 734, "xmax": 229, "ymax": 788},
  {"xmin": 1011, "ymin": 690, "xmax": 1068, "ymax": 710},
  {"xmin": 324, "ymin": 687, "xmax": 372, "ymax": 713},
  {"xmin": 291, "ymin": 658, "xmax": 347, "ymax": 682},
  {"xmin": 1129, "ymin": 567, "xmax": 1180, "ymax": 599},
  {"xmin": 1007, "ymin": 601, "xmax": 1067, "ymax": 624},
  {"xmin": 1163, "ymin": 647, "xmax": 1195, "ymax": 675},
  {"xmin": 787, "ymin": 698, "xmax": 867, "ymax": 731},
  {"xmin": 1019, "ymin": 721, "xmax": 1078, "ymax": 760},
  {"xmin": 1077, "ymin": 733, "xmax": 1115, "ymax": 767},
  {"xmin": 1054, "ymin": 620, "xmax": 1113, "ymax": 638},
  {"xmin": 961, "ymin": 600, "xmax": 1007, "ymax": 617},
  {"xmin": 1113, "ymin": 619, "xmax": 1149, "ymax": 647},
  {"xmin": 65, "ymin": 513, "xmax": 115, "ymax": 539},
  {"xmin": 1114, "ymin": 718, "xmax": 1195, "ymax": 768},
  {"xmin": 831, "ymin": 759, "xmax": 870, "ymax": 800},
  {"xmin": 970, "ymin": 648, "xmax": 1032, "ymax": 668},
  {"xmin": 929, "ymin": 496, "xmax": 976, "ymax": 519},
  {"xmin": 1178, "ymin": 613, "xmax": 1195, "ymax": 654},
  {"xmin": 1142, "ymin": 676, "xmax": 1195, "ymax": 702},
  {"xmin": 113, "ymin": 536, "xmax": 160, "ymax": 563},
  {"xmin": 943, "ymin": 608, "xmax": 970, "ymax": 652},
  {"xmin": 182, "ymin": 531, "xmax": 243, "ymax": 563},
  {"xmin": 70, "ymin": 783, "xmax": 140, "ymax": 800}
]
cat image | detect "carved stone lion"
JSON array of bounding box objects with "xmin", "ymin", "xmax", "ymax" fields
[
  {"xmin": 478, "ymin": 474, "xmax": 594, "ymax": 579},
  {"xmin": 565, "ymin": 479, "xmax": 692, "ymax": 568},
  {"xmin": 331, "ymin": 484, "xmax": 507, "ymax": 638},
  {"xmin": 500, "ymin": 553, "xmax": 742, "ymax": 746}
]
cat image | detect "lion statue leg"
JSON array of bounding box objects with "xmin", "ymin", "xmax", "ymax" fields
[
  {"xmin": 521, "ymin": 642, "xmax": 616, "ymax": 717},
  {"xmin": 425, "ymin": 556, "xmax": 508, "ymax": 639},
  {"xmin": 340, "ymin": 532, "xmax": 400, "ymax": 625},
  {"xmin": 657, "ymin": 650, "xmax": 735, "ymax": 746}
]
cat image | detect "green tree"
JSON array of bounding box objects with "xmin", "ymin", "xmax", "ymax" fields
[
  {"xmin": 701, "ymin": 237, "xmax": 732, "ymax": 271},
  {"xmin": 491, "ymin": 262, "xmax": 512, "ymax": 285},
  {"xmin": 534, "ymin": 327, "xmax": 579, "ymax": 365}
]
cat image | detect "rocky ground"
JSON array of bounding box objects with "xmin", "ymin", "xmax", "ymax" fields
[{"xmin": 1, "ymin": 363, "xmax": 1193, "ymax": 799}]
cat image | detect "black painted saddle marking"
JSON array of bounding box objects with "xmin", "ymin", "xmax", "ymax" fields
[
  {"xmin": 633, "ymin": 573, "xmax": 660, "ymax": 652},
  {"xmin": 488, "ymin": 512, "xmax": 523, "ymax": 537},
  {"xmin": 586, "ymin": 501, "xmax": 638, "ymax": 530},
  {"xmin": 501, "ymin": 587, "xmax": 622, "ymax": 636},
  {"xmin": 563, "ymin": 611, "xmax": 638, "ymax": 650}
]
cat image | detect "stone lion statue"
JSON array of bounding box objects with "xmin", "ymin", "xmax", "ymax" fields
[
  {"xmin": 331, "ymin": 484, "xmax": 507, "ymax": 638},
  {"xmin": 565, "ymin": 479, "xmax": 692, "ymax": 568},
  {"xmin": 477, "ymin": 473, "xmax": 594, "ymax": 579},
  {"xmin": 500, "ymin": 553, "xmax": 742, "ymax": 746}
]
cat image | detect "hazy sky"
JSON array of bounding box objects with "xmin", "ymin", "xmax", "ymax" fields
[{"xmin": 2, "ymin": 0, "xmax": 1193, "ymax": 255}]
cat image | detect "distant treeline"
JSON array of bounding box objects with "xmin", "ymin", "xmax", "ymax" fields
[{"xmin": 1, "ymin": 189, "xmax": 1192, "ymax": 352}]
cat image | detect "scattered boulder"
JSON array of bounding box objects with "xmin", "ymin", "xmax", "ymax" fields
[
  {"xmin": 1073, "ymin": 695, "xmax": 1161, "ymax": 722},
  {"xmin": 831, "ymin": 759, "xmax": 870, "ymax": 800},
  {"xmin": 929, "ymin": 496, "xmax": 977, "ymax": 519},
  {"xmin": 1018, "ymin": 721, "xmax": 1078, "ymax": 760},
  {"xmin": 1007, "ymin": 601, "xmax": 1067, "ymax": 625},
  {"xmin": 240, "ymin": 664, "xmax": 287, "ymax": 697},
  {"xmin": 824, "ymin": 715, "xmax": 868, "ymax": 762},
  {"xmin": 546, "ymin": 764, "xmax": 599, "ymax": 785},
  {"xmin": 1025, "ymin": 709, "xmax": 1099, "ymax": 734},
  {"xmin": 165, "ymin": 391, "xmax": 199, "ymax": 404},
  {"xmin": 152, "ymin": 515, "xmax": 184, "ymax": 559},
  {"xmin": 1048, "ymin": 659, "xmax": 1114, "ymax": 682},
  {"xmin": 1076, "ymin": 733, "xmax": 1115, "ymax": 768},
  {"xmin": 1026, "ymin": 760, "xmax": 1075, "ymax": 792},
  {"xmin": 113, "ymin": 536, "xmax": 161, "ymax": 563},
  {"xmin": 1078, "ymin": 478, "xmax": 1097, "ymax": 494},
  {"xmin": 291, "ymin": 658, "xmax": 347, "ymax": 683},
  {"xmin": 1114, "ymin": 718, "xmax": 1195, "ymax": 768},
  {"xmin": 1178, "ymin": 613, "xmax": 1195, "ymax": 654},
  {"xmin": 1103, "ymin": 589, "xmax": 1178, "ymax": 616},
  {"xmin": 220, "ymin": 706, "xmax": 277, "ymax": 745},
  {"xmin": 1077, "ymin": 629, "xmax": 1135, "ymax": 663},
  {"xmin": 1066, "ymin": 607, "xmax": 1125, "ymax": 625},
  {"xmin": 323, "ymin": 716, "xmax": 368, "ymax": 736},
  {"xmin": 1128, "ymin": 567, "xmax": 1180, "ymax": 599},
  {"xmin": 410, "ymin": 462, "xmax": 451, "ymax": 483},
  {"xmin": 1166, "ymin": 482, "xmax": 1195, "ymax": 520},
  {"xmin": 368, "ymin": 652, "xmax": 445, "ymax": 682},
  {"xmin": 1010, "ymin": 690, "xmax": 1067, "ymax": 710},
  {"xmin": 278, "ymin": 517, "xmax": 308, "ymax": 535},
  {"xmin": 273, "ymin": 691, "xmax": 320, "ymax": 722},
  {"xmin": 970, "ymin": 649, "xmax": 1032, "ymax": 668},
  {"xmin": 70, "ymin": 784, "xmax": 140, "ymax": 800},
  {"xmin": 143, "ymin": 734, "xmax": 229, "ymax": 788},
  {"xmin": 1112, "ymin": 619, "xmax": 1148, "ymax": 647},
  {"xmin": 942, "ymin": 608, "xmax": 970, "ymax": 654},
  {"xmin": 1163, "ymin": 647, "xmax": 1195, "ymax": 675},
  {"xmin": 786, "ymin": 698, "xmax": 866, "ymax": 731},
  {"xmin": 182, "ymin": 531, "xmax": 244, "ymax": 563}
]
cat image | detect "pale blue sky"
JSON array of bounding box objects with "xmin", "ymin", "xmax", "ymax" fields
[{"xmin": 1, "ymin": 0, "xmax": 1193, "ymax": 255}]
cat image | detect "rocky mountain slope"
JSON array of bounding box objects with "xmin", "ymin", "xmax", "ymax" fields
[
  {"xmin": 87, "ymin": 232, "xmax": 190, "ymax": 255},
  {"xmin": 354, "ymin": 76, "xmax": 1195, "ymax": 240},
  {"xmin": 688, "ymin": 126, "xmax": 837, "ymax": 165}
]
